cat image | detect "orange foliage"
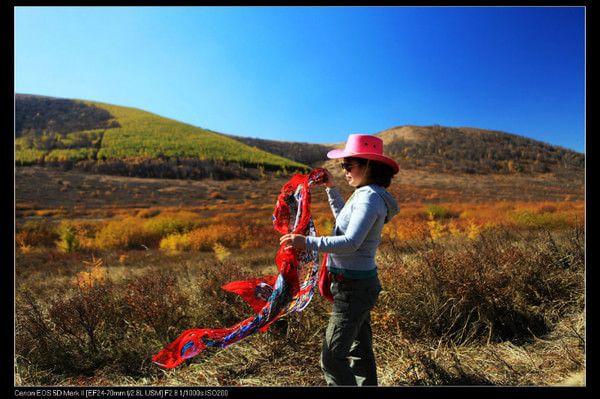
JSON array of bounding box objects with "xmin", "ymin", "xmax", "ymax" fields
[
  {"xmin": 20, "ymin": 200, "xmax": 582, "ymax": 254},
  {"xmin": 72, "ymin": 255, "xmax": 106, "ymax": 289},
  {"xmin": 381, "ymin": 200, "xmax": 583, "ymax": 243}
]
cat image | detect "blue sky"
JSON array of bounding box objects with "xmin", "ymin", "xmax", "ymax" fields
[{"xmin": 15, "ymin": 6, "xmax": 585, "ymax": 152}]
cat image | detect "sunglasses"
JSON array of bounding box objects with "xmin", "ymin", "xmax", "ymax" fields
[{"xmin": 340, "ymin": 162, "xmax": 361, "ymax": 172}]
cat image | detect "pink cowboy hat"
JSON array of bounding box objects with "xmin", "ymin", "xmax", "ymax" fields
[{"xmin": 327, "ymin": 134, "xmax": 399, "ymax": 174}]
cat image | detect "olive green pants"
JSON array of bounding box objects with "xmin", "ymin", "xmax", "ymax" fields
[{"xmin": 320, "ymin": 276, "xmax": 382, "ymax": 386}]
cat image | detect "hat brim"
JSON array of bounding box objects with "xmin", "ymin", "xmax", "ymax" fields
[{"xmin": 327, "ymin": 149, "xmax": 399, "ymax": 174}]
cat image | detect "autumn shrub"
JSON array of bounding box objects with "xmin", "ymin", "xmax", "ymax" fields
[
  {"xmin": 536, "ymin": 205, "xmax": 558, "ymax": 214},
  {"xmin": 377, "ymin": 226, "xmax": 584, "ymax": 345},
  {"xmin": 382, "ymin": 217, "xmax": 430, "ymax": 242},
  {"xmin": 510, "ymin": 210, "xmax": 573, "ymax": 230},
  {"xmin": 212, "ymin": 242, "xmax": 231, "ymax": 261},
  {"xmin": 239, "ymin": 221, "xmax": 279, "ymax": 249},
  {"xmin": 16, "ymin": 260, "xmax": 192, "ymax": 378},
  {"xmin": 16, "ymin": 220, "xmax": 58, "ymax": 247},
  {"xmin": 152, "ymin": 217, "xmax": 276, "ymax": 253},
  {"xmin": 123, "ymin": 269, "xmax": 190, "ymax": 344},
  {"xmin": 159, "ymin": 233, "xmax": 192, "ymax": 253},
  {"xmin": 143, "ymin": 211, "xmax": 201, "ymax": 236},
  {"xmin": 73, "ymin": 255, "xmax": 106, "ymax": 289},
  {"xmin": 94, "ymin": 217, "xmax": 161, "ymax": 250},
  {"xmin": 136, "ymin": 208, "xmax": 161, "ymax": 218},
  {"xmin": 16, "ymin": 148, "xmax": 46, "ymax": 165},
  {"xmin": 16, "ymin": 282, "xmax": 127, "ymax": 376},
  {"xmin": 56, "ymin": 221, "xmax": 80, "ymax": 253},
  {"xmin": 187, "ymin": 224, "xmax": 241, "ymax": 251},
  {"xmin": 423, "ymin": 204, "xmax": 459, "ymax": 220},
  {"xmin": 70, "ymin": 221, "xmax": 101, "ymax": 249},
  {"xmin": 176, "ymin": 257, "xmax": 274, "ymax": 329}
]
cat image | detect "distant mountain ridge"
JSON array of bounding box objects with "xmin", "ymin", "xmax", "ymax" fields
[
  {"xmin": 223, "ymin": 135, "xmax": 333, "ymax": 167},
  {"xmin": 226, "ymin": 124, "xmax": 584, "ymax": 176},
  {"xmin": 373, "ymin": 125, "xmax": 584, "ymax": 174},
  {"xmin": 15, "ymin": 93, "xmax": 584, "ymax": 179}
]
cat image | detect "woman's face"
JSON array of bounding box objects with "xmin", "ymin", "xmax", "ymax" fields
[{"xmin": 343, "ymin": 158, "xmax": 368, "ymax": 188}]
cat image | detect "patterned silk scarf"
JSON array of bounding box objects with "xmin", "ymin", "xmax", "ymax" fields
[{"xmin": 152, "ymin": 168, "xmax": 330, "ymax": 368}]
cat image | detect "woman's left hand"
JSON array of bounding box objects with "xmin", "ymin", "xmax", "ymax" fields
[{"xmin": 279, "ymin": 234, "xmax": 307, "ymax": 251}]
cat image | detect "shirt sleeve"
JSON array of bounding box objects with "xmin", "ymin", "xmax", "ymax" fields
[
  {"xmin": 305, "ymin": 191, "xmax": 381, "ymax": 254},
  {"xmin": 326, "ymin": 186, "xmax": 345, "ymax": 219}
]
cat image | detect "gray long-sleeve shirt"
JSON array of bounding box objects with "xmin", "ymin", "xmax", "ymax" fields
[{"xmin": 305, "ymin": 184, "xmax": 399, "ymax": 278}]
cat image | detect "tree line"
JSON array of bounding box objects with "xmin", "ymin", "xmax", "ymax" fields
[
  {"xmin": 15, "ymin": 94, "xmax": 120, "ymax": 137},
  {"xmin": 385, "ymin": 125, "xmax": 584, "ymax": 174}
]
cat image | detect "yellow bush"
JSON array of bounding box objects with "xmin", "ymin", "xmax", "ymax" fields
[
  {"xmin": 95, "ymin": 217, "xmax": 160, "ymax": 250},
  {"xmin": 159, "ymin": 233, "xmax": 192, "ymax": 253},
  {"xmin": 428, "ymin": 220, "xmax": 447, "ymax": 241},
  {"xmin": 467, "ymin": 220, "xmax": 481, "ymax": 240},
  {"xmin": 143, "ymin": 211, "xmax": 201, "ymax": 236},
  {"xmin": 73, "ymin": 256, "xmax": 106, "ymax": 289},
  {"xmin": 448, "ymin": 220, "xmax": 463, "ymax": 237},
  {"xmin": 187, "ymin": 224, "xmax": 240, "ymax": 251},
  {"xmin": 155, "ymin": 220, "xmax": 273, "ymax": 253},
  {"xmin": 382, "ymin": 219, "xmax": 429, "ymax": 242},
  {"xmin": 213, "ymin": 242, "xmax": 231, "ymax": 262}
]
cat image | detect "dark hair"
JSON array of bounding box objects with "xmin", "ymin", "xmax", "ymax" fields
[{"xmin": 346, "ymin": 157, "xmax": 395, "ymax": 188}]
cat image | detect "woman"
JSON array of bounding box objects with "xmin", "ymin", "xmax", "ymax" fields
[{"xmin": 280, "ymin": 134, "xmax": 400, "ymax": 386}]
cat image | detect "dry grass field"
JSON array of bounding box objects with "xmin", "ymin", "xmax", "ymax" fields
[
  {"xmin": 14, "ymin": 166, "xmax": 585, "ymax": 387},
  {"xmin": 15, "ymin": 165, "xmax": 583, "ymax": 222}
]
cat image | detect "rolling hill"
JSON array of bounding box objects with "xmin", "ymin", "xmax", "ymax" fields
[
  {"xmin": 223, "ymin": 135, "xmax": 333, "ymax": 167},
  {"xmin": 375, "ymin": 125, "xmax": 584, "ymax": 175},
  {"xmin": 15, "ymin": 94, "xmax": 309, "ymax": 179},
  {"xmin": 233, "ymin": 125, "xmax": 584, "ymax": 176},
  {"xmin": 15, "ymin": 93, "xmax": 584, "ymax": 181}
]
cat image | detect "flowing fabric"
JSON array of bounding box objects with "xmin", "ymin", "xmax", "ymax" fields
[{"xmin": 153, "ymin": 168, "xmax": 330, "ymax": 368}]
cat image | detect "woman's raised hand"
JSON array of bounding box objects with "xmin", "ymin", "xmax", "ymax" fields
[{"xmin": 321, "ymin": 168, "xmax": 335, "ymax": 188}]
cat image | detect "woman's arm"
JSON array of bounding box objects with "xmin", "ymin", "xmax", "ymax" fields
[
  {"xmin": 304, "ymin": 191, "xmax": 381, "ymax": 254},
  {"xmin": 326, "ymin": 186, "xmax": 346, "ymax": 219}
]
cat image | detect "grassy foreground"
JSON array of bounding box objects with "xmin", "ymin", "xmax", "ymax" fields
[{"xmin": 15, "ymin": 214, "xmax": 584, "ymax": 386}]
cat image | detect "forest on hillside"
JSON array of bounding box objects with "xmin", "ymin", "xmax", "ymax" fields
[
  {"xmin": 15, "ymin": 95, "xmax": 585, "ymax": 178},
  {"xmin": 15, "ymin": 95, "xmax": 307, "ymax": 180},
  {"xmin": 227, "ymin": 135, "xmax": 333, "ymax": 166},
  {"xmin": 16, "ymin": 95, "xmax": 120, "ymax": 138},
  {"xmin": 386, "ymin": 125, "xmax": 584, "ymax": 175}
]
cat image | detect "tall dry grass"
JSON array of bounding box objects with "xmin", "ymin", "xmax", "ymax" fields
[
  {"xmin": 14, "ymin": 205, "xmax": 585, "ymax": 386},
  {"xmin": 376, "ymin": 226, "xmax": 584, "ymax": 346}
]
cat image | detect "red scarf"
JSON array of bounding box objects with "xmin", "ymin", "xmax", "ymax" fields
[{"xmin": 152, "ymin": 168, "xmax": 332, "ymax": 369}]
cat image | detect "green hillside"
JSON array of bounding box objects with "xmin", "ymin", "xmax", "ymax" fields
[
  {"xmin": 90, "ymin": 101, "xmax": 306, "ymax": 168},
  {"xmin": 15, "ymin": 95, "xmax": 309, "ymax": 175}
]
